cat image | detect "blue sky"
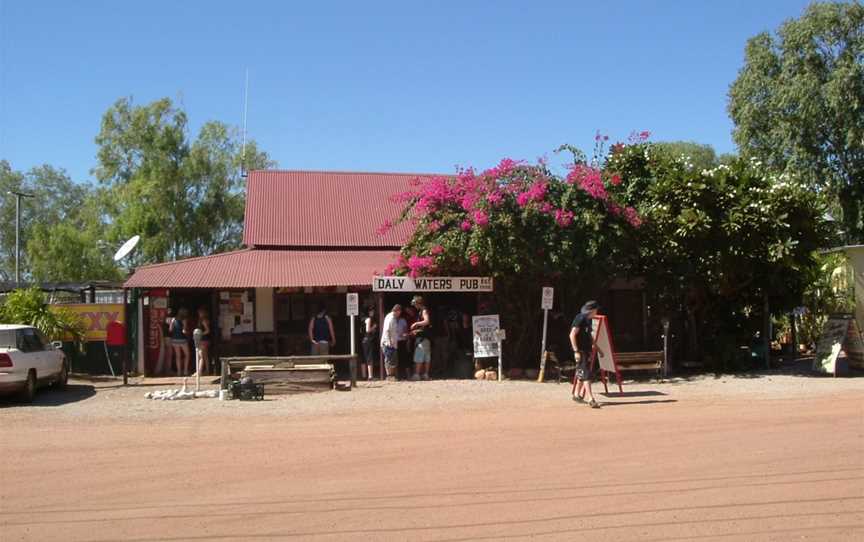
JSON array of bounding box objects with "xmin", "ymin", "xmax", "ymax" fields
[{"xmin": 1, "ymin": 0, "xmax": 812, "ymax": 182}]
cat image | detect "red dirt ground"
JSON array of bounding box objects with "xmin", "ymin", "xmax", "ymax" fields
[{"xmin": 1, "ymin": 381, "xmax": 862, "ymax": 541}]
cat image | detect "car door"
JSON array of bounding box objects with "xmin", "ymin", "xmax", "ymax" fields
[
  {"xmin": 18, "ymin": 328, "xmax": 48, "ymax": 380},
  {"xmin": 35, "ymin": 329, "xmax": 61, "ymax": 377}
]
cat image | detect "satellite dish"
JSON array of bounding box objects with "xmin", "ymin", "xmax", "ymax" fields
[{"xmin": 113, "ymin": 235, "xmax": 140, "ymax": 262}]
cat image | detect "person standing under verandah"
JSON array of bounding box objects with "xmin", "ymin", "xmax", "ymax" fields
[
  {"xmin": 410, "ymin": 296, "xmax": 432, "ymax": 381},
  {"xmin": 381, "ymin": 304, "xmax": 402, "ymax": 381},
  {"xmin": 362, "ymin": 306, "xmax": 379, "ymax": 381},
  {"xmin": 570, "ymin": 300, "xmax": 603, "ymax": 409},
  {"xmin": 308, "ymin": 305, "xmax": 336, "ymax": 356}
]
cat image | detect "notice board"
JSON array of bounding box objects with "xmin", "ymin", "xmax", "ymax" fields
[
  {"xmin": 813, "ymin": 315, "xmax": 864, "ymax": 375},
  {"xmin": 472, "ymin": 314, "xmax": 500, "ymax": 358}
]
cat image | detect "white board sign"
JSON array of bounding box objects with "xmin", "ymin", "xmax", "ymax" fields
[
  {"xmin": 541, "ymin": 287, "xmax": 554, "ymax": 310},
  {"xmin": 813, "ymin": 315, "xmax": 864, "ymax": 375},
  {"xmin": 373, "ymin": 276, "xmax": 493, "ymax": 292},
  {"xmin": 592, "ymin": 316, "xmax": 618, "ymax": 373},
  {"xmin": 346, "ymin": 293, "xmax": 359, "ymax": 316},
  {"xmin": 472, "ymin": 314, "xmax": 500, "ymax": 358}
]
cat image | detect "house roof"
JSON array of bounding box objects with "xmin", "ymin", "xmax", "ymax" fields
[
  {"xmin": 123, "ymin": 249, "xmax": 399, "ymax": 289},
  {"xmin": 242, "ymin": 170, "xmax": 436, "ymax": 248}
]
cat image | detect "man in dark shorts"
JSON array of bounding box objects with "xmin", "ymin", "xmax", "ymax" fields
[{"xmin": 570, "ymin": 300, "xmax": 603, "ymax": 408}]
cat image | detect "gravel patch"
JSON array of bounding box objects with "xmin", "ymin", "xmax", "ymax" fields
[{"xmin": 1, "ymin": 366, "xmax": 862, "ymax": 424}]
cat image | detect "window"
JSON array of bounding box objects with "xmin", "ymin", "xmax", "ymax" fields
[{"xmin": 18, "ymin": 328, "xmax": 45, "ymax": 353}]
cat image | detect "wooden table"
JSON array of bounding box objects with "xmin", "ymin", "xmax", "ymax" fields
[{"xmin": 221, "ymin": 355, "xmax": 359, "ymax": 390}]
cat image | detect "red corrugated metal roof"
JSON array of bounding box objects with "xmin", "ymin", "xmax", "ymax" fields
[
  {"xmin": 123, "ymin": 249, "xmax": 399, "ymax": 289},
  {"xmin": 242, "ymin": 170, "xmax": 438, "ymax": 248}
]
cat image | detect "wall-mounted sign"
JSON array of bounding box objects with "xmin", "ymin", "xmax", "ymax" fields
[
  {"xmin": 373, "ymin": 276, "xmax": 493, "ymax": 292},
  {"xmin": 52, "ymin": 303, "xmax": 125, "ymax": 342}
]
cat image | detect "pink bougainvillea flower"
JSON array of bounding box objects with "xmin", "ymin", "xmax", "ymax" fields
[
  {"xmin": 607, "ymin": 202, "xmax": 622, "ymax": 216},
  {"xmin": 473, "ymin": 210, "xmax": 489, "ymax": 227},
  {"xmin": 461, "ymin": 219, "xmax": 473, "ymax": 232},
  {"xmin": 541, "ymin": 202, "xmax": 554, "ymax": 213},
  {"xmin": 639, "ymin": 130, "xmax": 651, "ymax": 140},
  {"xmin": 469, "ymin": 253, "xmax": 480, "ymax": 266},
  {"xmin": 567, "ymin": 164, "xmax": 607, "ymax": 201},
  {"xmin": 482, "ymin": 158, "xmax": 523, "ymax": 179},
  {"xmin": 610, "ymin": 174, "xmax": 622, "ymax": 186},
  {"xmin": 623, "ymin": 206, "xmax": 643, "ymax": 227},
  {"xmin": 486, "ymin": 191, "xmax": 503, "ymax": 206},
  {"xmin": 555, "ymin": 209, "xmax": 574, "ymax": 227},
  {"xmin": 428, "ymin": 220, "xmax": 441, "ymax": 232},
  {"xmin": 376, "ymin": 220, "xmax": 393, "ymax": 236},
  {"xmin": 384, "ymin": 263, "xmax": 397, "ymax": 275},
  {"xmin": 430, "ymin": 245, "xmax": 444, "ymax": 256},
  {"xmin": 516, "ymin": 192, "xmax": 531, "ymax": 207}
]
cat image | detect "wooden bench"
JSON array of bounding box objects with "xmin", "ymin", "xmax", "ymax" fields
[{"xmin": 614, "ymin": 351, "xmax": 664, "ymax": 381}]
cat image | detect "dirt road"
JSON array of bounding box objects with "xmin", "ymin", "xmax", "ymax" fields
[{"xmin": 1, "ymin": 375, "xmax": 862, "ymax": 541}]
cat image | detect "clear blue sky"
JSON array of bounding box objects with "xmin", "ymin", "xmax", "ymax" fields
[{"xmin": 1, "ymin": 0, "xmax": 812, "ymax": 182}]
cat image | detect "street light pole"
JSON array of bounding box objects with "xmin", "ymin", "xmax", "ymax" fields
[{"xmin": 8, "ymin": 191, "xmax": 35, "ymax": 286}]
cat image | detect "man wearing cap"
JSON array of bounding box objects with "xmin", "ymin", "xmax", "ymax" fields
[
  {"xmin": 410, "ymin": 296, "xmax": 432, "ymax": 381},
  {"xmin": 570, "ymin": 300, "xmax": 603, "ymax": 408}
]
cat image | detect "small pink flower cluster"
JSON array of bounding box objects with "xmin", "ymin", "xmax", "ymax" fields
[
  {"xmin": 376, "ymin": 220, "xmax": 393, "ymax": 236},
  {"xmin": 461, "ymin": 219, "xmax": 473, "ymax": 231},
  {"xmin": 407, "ymin": 255, "xmax": 435, "ymax": 278},
  {"xmin": 469, "ymin": 254, "xmax": 480, "ymax": 266},
  {"xmin": 473, "ymin": 210, "xmax": 489, "ymax": 227},
  {"xmin": 481, "ymin": 158, "xmax": 523, "ymax": 179},
  {"xmin": 623, "ymin": 206, "xmax": 643, "ymax": 227},
  {"xmin": 555, "ymin": 209, "xmax": 574, "ymax": 227},
  {"xmin": 567, "ymin": 164, "xmax": 608, "ymax": 201},
  {"xmin": 517, "ymin": 180, "xmax": 548, "ymax": 207},
  {"xmin": 628, "ymin": 130, "xmax": 651, "ymax": 144},
  {"xmin": 430, "ymin": 245, "xmax": 444, "ymax": 255}
]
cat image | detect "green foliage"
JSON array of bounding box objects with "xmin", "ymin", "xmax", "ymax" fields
[
  {"xmin": 0, "ymin": 288, "xmax": 86, "ymax": 344},
  {"xmin": 728, "ymin": 1, "xmax": 864, "ymax": 243},
  {"xmin": 795, "ymin": 252, "xmax": 857, "ymax": 346},
  {"xmin": 0, "ymin": 161, "xmax": 96, "ymax": 281},
  {"xmin": 608, "ymin": 142, "xmax": 831, "ymax": 365},
  {"xmin": 94, "ymin": 97, "xmax": 274, "ymax": 264},
  {"xmin": 653, "ymin": 141, "xmax": 719, "ymax": 172}
]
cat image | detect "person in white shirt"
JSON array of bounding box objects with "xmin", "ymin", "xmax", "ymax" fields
[{"xmin": 380, "ymin": 304, "xmax": 403, "ymax": 381}]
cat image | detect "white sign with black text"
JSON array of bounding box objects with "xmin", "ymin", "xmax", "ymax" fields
[
  {"xmin": 373, "ymin": 276, "xmax": 493, "ymax": 292},
  {"xmin": 472, "ymin": 315, "xmax": 500, "ymax": 358},
  {"xmin": 346, "ymin": 293, "xmax": 359, "ymax": 316}
]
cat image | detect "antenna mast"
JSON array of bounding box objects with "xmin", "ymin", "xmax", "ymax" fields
[{"xmin": 241, "ymin": 68, "xmax": 249, "ymax": 177}]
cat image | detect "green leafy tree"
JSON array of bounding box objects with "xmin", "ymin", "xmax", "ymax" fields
[
  {"xmin": 608, "ymin": 143, "xmax": 832, "ymax": 368},
  {"xmin": 0, "ymin": 161, "xmax": 95, "ymax": 281},
  {"xmin": 728, "ymin": 1, "xmax": 864, "ymax": 243},
  {"xmin": 654, "ymin": 141, "xmax": 719, "ymax": 172},
  {"xmin": 95, "ymin": 97, "xmax": 274, "ymax": 264}
]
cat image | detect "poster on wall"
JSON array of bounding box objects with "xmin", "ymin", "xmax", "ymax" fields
[
  {"xmin": 472, "ymin": 314, "xmax": 500, "ymax": 358},
  {"xmin": 52, "ymin": 303, "xmax": 125, "ymax": 342}
]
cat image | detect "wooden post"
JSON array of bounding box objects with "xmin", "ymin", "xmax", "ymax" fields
[
  {"xmin": 538, "ymin": 308, "xmax": 549, "ymax": 382},
  {"xmin": 272, "ymin": 289, "xmax": 279, "ymax": 356},
  {"xmin": 763, "ymin": 294, "xmax": 771, "ymax": 370},
  {"xmin": 377, "ymin": 294, "xmax": 385, "ymax": 379},
  {"xmin": 122, "ymin": 288, "xmax": 129, "ymax": 386}
]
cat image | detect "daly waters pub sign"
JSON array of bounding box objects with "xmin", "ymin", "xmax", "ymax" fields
[{"xmin": 373, "ymin": 276, "xmax": 493, "ymax": 292}]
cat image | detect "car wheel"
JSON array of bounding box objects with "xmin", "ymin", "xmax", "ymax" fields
[
  {"xmin": 18, "ymin": 370, "xmax": 36, "ymax": 403},
  {"xmin": 54, "ymin": 361, "xmax": 68, "ymax": 390}
]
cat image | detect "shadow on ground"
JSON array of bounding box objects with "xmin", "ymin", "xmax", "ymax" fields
[{"xmin": 0, "ymin": 384, "xmax": 96, "ymax": 408}]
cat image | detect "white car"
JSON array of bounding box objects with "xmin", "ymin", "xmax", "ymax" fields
[{"xmin": 0, "ymin": 324, "xmax": 68, "ymax": 402}]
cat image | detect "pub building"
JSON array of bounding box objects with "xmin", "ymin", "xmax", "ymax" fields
[{"xmin": 124, "ymin": 170, "xmax": 655, "ymax": 377}]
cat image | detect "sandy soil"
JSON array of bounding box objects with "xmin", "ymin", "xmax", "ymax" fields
[{"xmin": 1, "ymin": 371, "xmax": 862, "ymax": 541}]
